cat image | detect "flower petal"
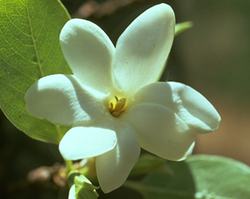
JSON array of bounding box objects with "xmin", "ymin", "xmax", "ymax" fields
[
  {"xmin": 96, "ymin": 123, "xmax": 140, "ymax": 193},
  {"xmin": 134, "ymin": 82, "xmax": 221, "ymax": 132},
  {"xmin": 125, "ymin": 103, "xmax": 195, "ymax": 161},
  {"xmin": 59, "ymin": 127, "xmax": 117, "ymax": 160},
  {"xmin": 25, "ymin": 74, "xmax": 105, "ymax": 126},
  {"xmin": 113, "ymin": 4, "xmax": 175, "ymax": 95},
  {"xmin": 68, "ymin": 185, "xmax": 75, "ymax": 199},
  {"xmin": 180, "ymin": 142, "xmax": 195, "ymax": 161},
  {"xmin": 60, "ymin": 19, "xmax": 115, "ymax": 94}
]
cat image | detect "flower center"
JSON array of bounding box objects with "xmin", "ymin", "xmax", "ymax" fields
[{"xmin": 108, "ymin": 96, "xmax": 127, "ymax": 117}]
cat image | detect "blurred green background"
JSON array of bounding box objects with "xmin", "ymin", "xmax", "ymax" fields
[{"xmin": 1, "ymin": 0, "xmax": 250, "ymax": 198}]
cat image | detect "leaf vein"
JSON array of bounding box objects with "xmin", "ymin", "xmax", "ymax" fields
[{"xmin": 25, "ymin": 2, "xmax": 44, "ymax": 77}]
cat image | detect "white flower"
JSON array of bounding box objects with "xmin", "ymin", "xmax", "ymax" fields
[
  {"xmin": 25, "ymin": 4, "xmax": 221, "ymax": 193},
  {"xmin": 68, "ymin": 185, "xmax": 76, "ymax": 199}
]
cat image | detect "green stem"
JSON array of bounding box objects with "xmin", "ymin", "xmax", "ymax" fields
[{"xmin": 65, "ymin": 160, "xmax": 73, "ymax": 174}]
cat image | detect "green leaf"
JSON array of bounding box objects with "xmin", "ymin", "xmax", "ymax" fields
[
  {"xmin": 175, "ymin": 21, "xmax": 193, "ymax": 36},
  {"xmin": 74, "ymin": 175, "xmax": 99, "ymax": 199},
  {"xmin": 0, "ymin": 0, "xmax": 72, "ymax": 143},
  {"xmin": 130, "ymin": 154, "xmax": 166, "ymax": 177},
  {"xmin": 125, "ymin": 155, "xmax": 250, "ymax": 199}
]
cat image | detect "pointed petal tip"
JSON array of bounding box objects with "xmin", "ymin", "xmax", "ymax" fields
[
  {"xmin": 60, "ymin": 18, "xmax": 90, "ymax": 42},
  {"xmin": 149, "ymin": 3, "xmax": 175, "ymax": 23},
  {"xmin": 155, "ymin": 3, "xmax": 175, "ymax": 13},
  {"xmin": 59, "ymin": 18, "xmax": 75, "ymax": 42},
  {"xmin": 113, "ymin": 3, "xmax": 175, "ymax": 94},
  {"xmin": 24, "ymin": 74, "xmax": 105, "ymax": 126},
  {"xmin": 101, "ymin": 182, "xmax": 122, "ymax": 194},
  {"xmin": 59, "ymin": 18, "xmax": 115, "ymax": 93},
  {"xmin": 25, "ymin": 74, "xmax": 81, "ymax": 125},
  {"xmin": 59, "ymin": 19, "xmax": 96, "ymax": 46},
  {"xmin": 180, "ymin": 83, "xmax": 222, "ymax": 133},
  {"xmin": 134, "ymin": 81, "xmax": 222, "ymax": 134},
  {"xmin": 207, "ymin": 110, "xmax": 221, "ymax": 132},
  {"xmin": 96, "ymin": 124, "xmax": 140, "ymax": 193}
]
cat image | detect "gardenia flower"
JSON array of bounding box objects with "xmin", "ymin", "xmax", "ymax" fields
[{"xmin": 25, "ymin": 3, "xmax": 221, "ymax": 194}]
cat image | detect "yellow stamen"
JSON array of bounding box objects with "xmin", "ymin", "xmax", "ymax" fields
[{"xmin": 108, "ymin": 96, "xmax": 127, "ymax": 117}]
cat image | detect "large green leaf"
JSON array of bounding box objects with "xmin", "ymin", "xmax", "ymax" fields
[
  {"xmin": 126, "ymin": 155, "xmax": 250, "ymax": 199},
  {"xmin": 130, "ymin": 154, "xmax": 166, "ymax": 177},
  {"xmin": 0, "ymin": 0, "xmax": 71, "ymax": 143}
]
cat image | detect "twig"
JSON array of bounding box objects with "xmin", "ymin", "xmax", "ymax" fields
[
  {"xmin": 27, "ymin": 163, "xmax": 67, "ymax": 187},
  {"xmin": 75, "ymin": 0, "xmax": 144, "ymax": 18}
]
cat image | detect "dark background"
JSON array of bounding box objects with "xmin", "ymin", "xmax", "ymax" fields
[{"xmin": 1, "ymin": 0, "xmax": 250, "ymax": 198}]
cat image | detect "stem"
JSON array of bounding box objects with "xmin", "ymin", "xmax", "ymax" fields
[{"xmin": 65, "ymin": 160, "xmax": 73, "ymax": 174}]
